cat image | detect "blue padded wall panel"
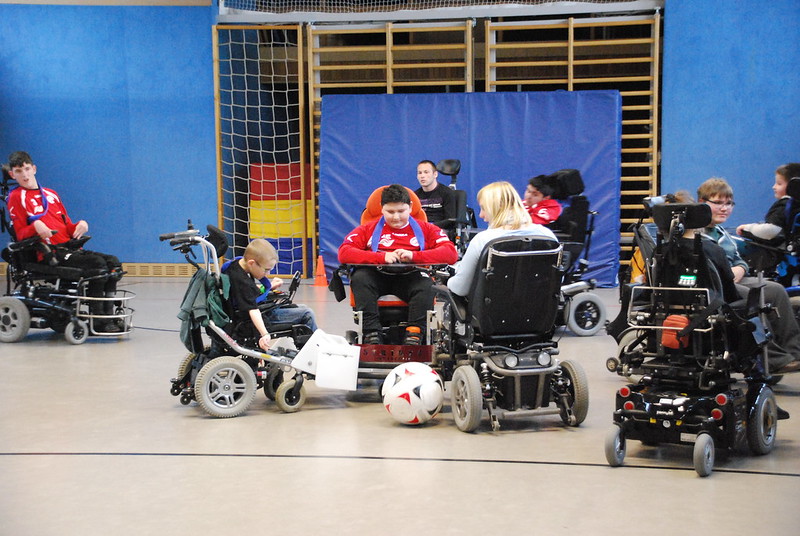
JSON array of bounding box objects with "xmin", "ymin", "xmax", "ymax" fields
[
  {"xmin": 319, "ymin": 91, "xmax": 621, "ymax": 286},
  {"xmin": 0, "ymin": 5, "xmax": 217, "ymax": 263},
  {"xmin": 661, "ymin": 0, "xmax": 800, "ymax": 226}
]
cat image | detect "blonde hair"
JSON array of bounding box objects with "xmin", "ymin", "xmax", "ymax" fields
[
  {"xmin": 244, "ymin": 239, "xmax": 278, "ymax": 265},
  {"xmin": 477, "ymin": 181, "xmax": 531, "ymax": 229}
]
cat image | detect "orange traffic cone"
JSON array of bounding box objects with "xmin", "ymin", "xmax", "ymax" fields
[{"xmin": 314, "ymin": 255, "xmax": 328, "ymax": 287}]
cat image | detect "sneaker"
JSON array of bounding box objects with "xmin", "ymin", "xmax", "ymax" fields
[
  {"xmin": 777, "ymin": 406, "xmax": 791, "ymax": 420},
  {"xmin": 362, "ymin": 331, "xmax": 382, "ymax": 345},
  {"xmin": 403, "ymin": 326, "xmax": 422, "ymax": 346},
  {"xmin": 95, "ymin": 320, "xmax": 122, "ymax": 334}
]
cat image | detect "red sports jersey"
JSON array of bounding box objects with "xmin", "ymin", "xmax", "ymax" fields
[
  {"xmin": 338, "ymin": 218, "xmax": 458, "ymax": 265},
  {"xmin": 526, "ymin": 198, "xmax": 562, "ymax": 225},
  {"xmin": 7, "ymin": 186, "xmax": 78, "ymax": 245}
]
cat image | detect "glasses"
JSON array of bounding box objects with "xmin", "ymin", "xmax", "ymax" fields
[
  {"xmin": 253, "ymin": 259, "xmax": 269, "ymax": 276},
  {"xmin": 705, "ymin": 199, "xmax": 735, "ymax": 208}
]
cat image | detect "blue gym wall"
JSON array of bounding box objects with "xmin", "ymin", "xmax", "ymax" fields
[
  {"xmin": 1, "ymin": 2, "xmax": 799, "ymax": 265},
  {"xmin": 661, "ymin": 0, "xmax": 800, "ymax": 226},
  {"xmin": 0, "ymin": 4, "xmax": 218, "ymax": 263}
]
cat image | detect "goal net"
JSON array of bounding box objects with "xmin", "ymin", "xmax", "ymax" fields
[{"xmin": 216, "ymin": 26, "xmax": 311, "ymax": 277}]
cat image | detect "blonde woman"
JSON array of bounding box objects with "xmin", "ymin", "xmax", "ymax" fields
[{"xmin": 447, "ymin": 181, "xmax": 557, "ymax": 296}]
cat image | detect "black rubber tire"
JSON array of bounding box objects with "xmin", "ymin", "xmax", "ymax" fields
[
  {"xmin": 747, "ymin": 387, "xmax": 778, "ymax": 455},
  {"xmin": 264, "ymin": 365, "xmax": 284, "ymax": 401},
  {"xmin": 275, "ymin": 378, "xmax": 307, "ymax": 413}
]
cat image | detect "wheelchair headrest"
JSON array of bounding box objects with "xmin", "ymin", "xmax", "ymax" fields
[
  {"xmin": 436, "ymin": 159, "xmax": 461, "ymax": 177},
  {"xmin": 541, "ymin": 169, "xmax": 584, "ymax": 200},
  {"xmin": 206, "ymin": 225, "xmax": 229, "ymax": 258},
  {"xmin": 787, "ymin": 177, "xmax": 800, "ymax": 200},
  {"xmin": 651, "ymin": 203, "xmax": 712, "ymax": 236},
  {"xmin": 1, "ymin": 164, "xmax": 15, "ymax": 192},
  {"xmin": 361, "ymin": 186, "xmax": 427, "ymax": 225}
]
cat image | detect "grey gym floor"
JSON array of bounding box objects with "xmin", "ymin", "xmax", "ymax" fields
[{"xmin": 1, "ymin": 278, "xmax": 798, "ymax": 535}]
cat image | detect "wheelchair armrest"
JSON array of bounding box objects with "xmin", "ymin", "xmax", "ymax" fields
[
  {"xmin": 432, "ymin": 283, "xmax": 468, "ymax": 323},
  {"xmin": 8, "ymin": 235, "xmax": 42, "ymax": 253},
  {"xmin": 738, "ymin": 230, "xmax": 785, "ymax": 249},
  {"xmin": 60, "ymin": 235, "xmax": 92, "ymax": 251}
]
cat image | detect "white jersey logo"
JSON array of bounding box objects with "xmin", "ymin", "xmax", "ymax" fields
[{"xmin": 379, "ymin": 233, "xmax": 395, "ymax": 249}]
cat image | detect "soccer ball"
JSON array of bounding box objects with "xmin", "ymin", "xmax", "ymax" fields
[{"xmin": 382, "ymin": 362, "xmax": 445, "ymax": 425}]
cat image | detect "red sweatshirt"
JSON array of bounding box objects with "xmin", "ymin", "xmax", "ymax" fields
[
  {"xmin": 339, "ymin": 218, "xmax": 458, "ymax": 265},
  {"xmin": 526, "ymin": 198, "xmax": 562, "ymax": 225}
]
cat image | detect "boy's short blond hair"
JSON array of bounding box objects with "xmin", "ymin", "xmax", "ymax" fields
[{"xmin": 244, "ymin": 239, "xmax": 278, "ymax": 265}]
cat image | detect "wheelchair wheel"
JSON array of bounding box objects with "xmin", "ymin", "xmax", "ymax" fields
[
  {"xmin": 177, "ymin": 352, "xmax": 197, "ymax": 380},
  {"xmin": 604, "ymin": 425, "xmax": 626, "ymax": 467},
  {"xmin": 558, "ymin": 360, "xmax": 589, "ymax": 426},
  {"xmin": 194, "ymin": 356, "xmax": 257, "ymax": 418},
  {"xmin": 172, "ymin": 351, "xmax": 204, "ymax": 397},
  {"xmin": 747, "ymin": 386, "xmax": 777, "ymax": 455},
  {"xmin": 0, "ymin": 297, "xmax": 31, "ymax": 343},
  {"xmin": 564, "ymin": 292, "xmax": 607, "ymax": 337},
  {"xmin": 65, "ymin": 319, "xmax": 89, "ymax": 345},
  {"xmin": 275, "ymin": 377, "xmax": 307, "ymax": 413},
  {"xmin": 790, "ymin": 295, "xmax": 800, "ymax": 325},
  {"xmin": 605, "ymin": 357, "xmax": 620, "ymax": 374},
  {"xmin": 608, "ymin": 330, "xmax": 645, "ymax": 374},
  {"xmin": 264, "ymin": 364, "xmax": 283, "ymax": 401},
  {"xmin": 693, "ymin": 433, "xmax": 715, "ymax": 477},
  {"xmin": 450, "ymin": 365, "xmax": 483, "ymax": 432}
]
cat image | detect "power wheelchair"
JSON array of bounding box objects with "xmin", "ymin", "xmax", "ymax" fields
[
  {"xmin": 329, "ymin": 185, "xmax": 448, "ymax": 380},
  {"xmin": 163, "ymin": 223, "xmax": 335, "ymax": 417},
  {"xmin": 604, "ymin": 203, "xmax": 778, "ymax": 476},
  {"xmin": 737, "ymin": 176, "xmax": 800, "ymax": 306},
  {"xmin": 431, "ymin": 234, "xmax": 589, "ymax": 433},
  {"xmin": 543, "ymin": 169, "xmax": 607, "ymax": 336},
  {"xmin": 0, "ymin": 172, "xmax": 134, "ymax": 344}
]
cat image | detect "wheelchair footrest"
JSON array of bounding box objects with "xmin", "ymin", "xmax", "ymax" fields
[{"xmin": 358, "ymin": 344, "xmax": 432, "ymax": 364}]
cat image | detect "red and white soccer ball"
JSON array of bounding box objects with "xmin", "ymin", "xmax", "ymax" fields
[{"xmin": 382, "ymin": 362, "xmax": 445, "ymax": 425}]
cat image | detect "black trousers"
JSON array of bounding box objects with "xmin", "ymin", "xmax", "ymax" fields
[
  {"xmin": 59, "ymin": 249, "xmax": 122, "ymax": 299},
  {"xmin": 349, "ymin": 267, "xmax": 434, "ymax": 333}
]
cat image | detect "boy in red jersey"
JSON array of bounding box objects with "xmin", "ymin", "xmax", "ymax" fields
[
  {"xmin": 523, "ymin": 175, "xmax": 562, "ymax": 225},
  {"xmin": 6, "ymin": 151, "xmax": 123, "ymax": 332},
  {"xmin": 339, "ymin": 184, "xmax": 458, "ymax": 344}
]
